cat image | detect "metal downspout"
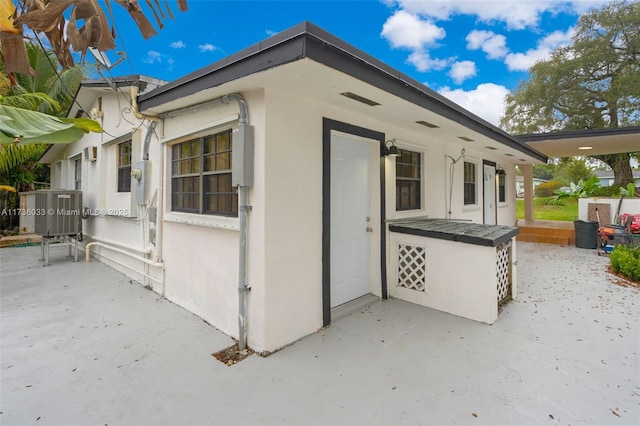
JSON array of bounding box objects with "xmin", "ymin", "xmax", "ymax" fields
[
  {"xmin": 223, "ymin": 94, "xmax": 251, "ymax": 351},
  {"xmin": 143, "ymin": 121, "xmax": 157, "ymax": 161},
  {"xmin": 131, "ymin": 85, "xmax": 164, "ymax": 289}
]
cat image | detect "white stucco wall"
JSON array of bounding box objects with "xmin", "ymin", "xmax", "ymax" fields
[
  {"xmin": 46, "ymin": 78, "xmax": 525, "ymax": 353},
  {"xmin": 254, "ymin": 87, "xmax": 520, "ymax": 350},
  {"xmin": 157, "ymin": 90, "xmax": 267, "ymax": 347},
  {"xmin": 45, "ymin": 88, "xmax": 164, "ymax": 293},
  {"xmin": 578, "ymin": 197, "xmax": 640, "ymax": 223},
  {"xmin": 388, "ymin": 232, "xmax": 517, "ymax": 324}
]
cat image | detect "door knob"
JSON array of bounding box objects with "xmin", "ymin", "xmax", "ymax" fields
[{"xmin": 366, "ymin": 227, "xmax": 373, "ymax": 232}]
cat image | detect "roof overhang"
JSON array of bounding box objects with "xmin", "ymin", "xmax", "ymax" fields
[
  {"xmin": 40, "ymin": 143, "xmax": 66, "ymax": 164},
  {"xmin": 40, "ymin": 75, "xmax": 166, "ymax": 164},
  {"xmin": 138, "ymin": 21, "xmax": 547, "ymax": 164},
  {"xmin": 517, "ymin": 127, "xmax": 640, "ymax": 158},
  {"xmin": 67, "ymin": 74, "xmax": 166, "ymax": 119}
]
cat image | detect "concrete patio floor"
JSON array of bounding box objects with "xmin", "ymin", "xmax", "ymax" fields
[{"xmin": 1, "ymin": 242, "xmax": 638, "ymax": 425}]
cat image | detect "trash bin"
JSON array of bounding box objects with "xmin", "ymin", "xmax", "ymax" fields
[{"xmin": 574, "ymin": 220, "xmax": 599, "ymax": 249}]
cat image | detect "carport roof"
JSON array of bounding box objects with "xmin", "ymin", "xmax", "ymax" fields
[
  {"xmin": 516, "ymin": 126, "xmax": 640, "ymax": 158},
  {"xmin": 137, "ymin": 21, "xmax": 547, "ymax": 163}
]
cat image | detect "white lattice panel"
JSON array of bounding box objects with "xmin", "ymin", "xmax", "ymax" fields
[
  {"xmin": 398, "ymin": 244, "xmax": 426, "ymax": 292},
  {"xmin": 496, "ymin": 241, "xmax": 511, "ymax": 303}
]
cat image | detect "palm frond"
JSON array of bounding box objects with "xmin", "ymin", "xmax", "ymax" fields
[
  {"xmin": 0, "ymin": 92, "xmax": 60, "ymax": 112},
  {"xmin": 0, "ymin": 143, "xmax": 49, "ymax": 175}
]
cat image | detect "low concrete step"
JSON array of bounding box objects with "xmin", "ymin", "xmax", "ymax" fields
[{"xmin": 517, "ymin": 233, "xmax": 572, "ymax": 246}]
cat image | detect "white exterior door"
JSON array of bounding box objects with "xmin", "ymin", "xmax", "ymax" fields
[
  {"xmin": 483, "ymin": 163, "xmax": 496, "ymax": 225},
  {"xmin": 330, "ymin": 135, "xmax": 371, "ymax": 308}
]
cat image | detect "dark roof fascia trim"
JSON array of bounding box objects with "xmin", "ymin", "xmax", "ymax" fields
[
  {"xmin": 301, "ymin": 30, "xmax": 547, "ymax": 163},
  {"xmin": 79, "ymin": 74, "xmax": 144, "ymax": 89},
  {"xmin": 137, "ymin": 21, "xmax": 547, "ymax": 162},
  {"xmin": 137, "ymin": 22, "xmax": 313, "ymax": 109},
  {"xmin": 517, "ymin": 126, "xmax": 640, "ymax": 142},
  {"xmin": 38, "ymin": 144, "xmax": 54, "ymax": 161},
  {"xmin": 66, "ymin": 75, "xmax": 143, "ymax": 118}
]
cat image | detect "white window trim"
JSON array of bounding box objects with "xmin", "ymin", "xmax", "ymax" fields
[
  {"xmin": 497, "ymin": 172, "xmax": 509, "ymax": 207},
  {"xmin": 164, "ymin": 123, "xmax": 240, "ymax": 228},
  {"xmin": 70, "ymin": 155, "xmax": 82, "ymax": 190},
  {"xmin": 161, "ymin": 114, "xmax": 239, "ymax": 144},
  {"xmin": 163, "ymin": 211, "xmax": 239, "ymax": 231},
  {"xmin": 462, "ymin": 158, "xmax": 480, "ymax": 212},
  {"xmin": 393, "ymin": 142, "xmax": 427, "ymax": 219}
]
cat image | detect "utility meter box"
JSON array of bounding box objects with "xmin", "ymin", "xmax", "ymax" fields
[
  {"xmin": 131, "ymin": 160, "xmax": 151, "ymax": 206},
  {"xmin": 34, "ymin": 190, "xmax": 82, "ymax": 237},
  {"xmin": 232, "ymin": 124, "xmax": 254, "ymax": 186}
]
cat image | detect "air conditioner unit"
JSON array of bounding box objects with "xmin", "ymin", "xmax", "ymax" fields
[
  {"xmin": 34, "ymin": 190, "xmax": 82, "ymax": 237},
  {"xmin": 84, "ymin": 146, "xmax": 97, "ymax": 161}
]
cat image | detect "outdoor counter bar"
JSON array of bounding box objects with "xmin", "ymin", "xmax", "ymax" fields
[{"xmin": 387, "ymin": 219, "xmax": 519, "ymax": 324}]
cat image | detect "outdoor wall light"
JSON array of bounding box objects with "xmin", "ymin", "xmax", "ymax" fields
[
  {"xmin": 496, "ymin": 168, "xmax": 507, "ymax": 176},
  {"xmin": 384, "ymin": 139, "xmax": 400, "ymax": 157}
]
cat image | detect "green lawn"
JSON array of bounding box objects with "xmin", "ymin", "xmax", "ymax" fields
[{"xmin": 516, "ymin": 197, "xmax": 579, "ymax": 221}]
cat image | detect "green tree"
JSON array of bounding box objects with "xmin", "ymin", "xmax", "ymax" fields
[
  {"xmin": 533, "ymin": 163, "xmax": 556, "ymax": 180},
  {"xmin": 1, "ymin": 0, "xmax": 188, "ymax": 75},
  {"xmin": 0, "ymin": 43, "xmax": 96, "ymax": 230},
  {"xmin": 553, "ymin": 157, "xmax": 595, "ymax": 184},
  {"xmin": 0, "ymin": 42, "xmax": 88, "ymax": 178},
  {"xmin": 501, "ymin": 0, "xmax": 640, "ymax": 186},
  {"xmin": 4, "ymin": 42, "xmax": 85, "ymax": 114}
]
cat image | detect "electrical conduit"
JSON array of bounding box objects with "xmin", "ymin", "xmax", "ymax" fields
[{"xmin": 222, "ymin": 94, "xmax": 251, "ymax": 352}]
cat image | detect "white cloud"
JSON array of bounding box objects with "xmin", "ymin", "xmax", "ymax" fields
[
  {"xmin": 449, "ymin": 61, "xmax": 477, "ymax": 84},
  {"xmin": 198, "ymin": 43, "xmax": 218, "ymax": 53},
  {"xmin": 408, "ymin": 50, "xmax": 449, "ymax": 72},
  {"xmin": 381, "ymin": 10, "xmax": 449, "ymax": 73},
  {"xmin": 143, "ymin": 50, "xmax": 163, "ymax": 64},
  {"xmin": 438, "ymin": 83, "xmax": 511, "ymax": 126},
  {"xmin": 389, "ymin": 0, "xmax": 604, "ymax": 30},
  {"xmin": 381, "ymin": 10, "xmax": 445, "ymax": 49},
  {"xmin": 170, "ymin": 40, "xmax": 186, "ymax": 49},
  {"xmin": 504, "ymin": 28, "xmax": 573, "ymax": 71},
  {"xmin": 466, "ymin": 30, "xmax": 508, "ymax": 59}
]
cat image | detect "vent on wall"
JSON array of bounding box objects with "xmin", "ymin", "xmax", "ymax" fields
[
  {"xmin": 339, "ymin": 92, "xmax": 380, "ymax": 106},
  {"xmin": 84, "ymin": 146, "xmax": 97, "ymax": 161}
]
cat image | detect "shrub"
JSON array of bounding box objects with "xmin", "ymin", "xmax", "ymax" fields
[
  {"xmin": 594, "ymin": 184, "xmax": 622, "ymax": 197},
  {"xmin": 554, "ymin": 176, "xmax": 601, "ymax": 200},
  {"xmin": 535, "ymin": 197, "xmax": 566, "ymax": 206},
  {"xmin": 610, "ymin": 245, "xmax": 640, "ymax": 281},
  {"xmin": 535, "ymin": 181, "xmax": 564, "ymax": 197}
]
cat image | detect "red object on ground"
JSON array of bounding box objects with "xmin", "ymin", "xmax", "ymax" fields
[{"xmin": 631, "ymin": 214, "xmax": 640, "ymax": 234}]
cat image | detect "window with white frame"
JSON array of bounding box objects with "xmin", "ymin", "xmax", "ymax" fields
[
  {"xmin": 498, "ymin": 171, "xmax": 506, "ymax": 203},
  {"xmin": 463, "ymin": 161, "xmax": 476, "ymax": 205},
  {"xmin": 74, "ymin": 157, "xmax": 82, "ymax": 190},
  {"xmin": 118, "ymin": 140, "xmax": 132, "ymax": 192},
  {"xmin": 171, "ymin": 129, "xmax": 237, "ymax": 216},
  {"xmin": 396, "ymin": 148, "xmax": 421, "ymax": 211}
]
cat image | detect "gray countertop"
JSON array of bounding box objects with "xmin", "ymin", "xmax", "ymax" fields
[{"xmin": 388, "ymin": 218, "xmax": 519, "ymax": 247}]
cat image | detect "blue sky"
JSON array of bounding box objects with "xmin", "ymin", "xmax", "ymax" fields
[{"xmin": 96, "ymin": 0, "xmax": 609, "ymax": 127}]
